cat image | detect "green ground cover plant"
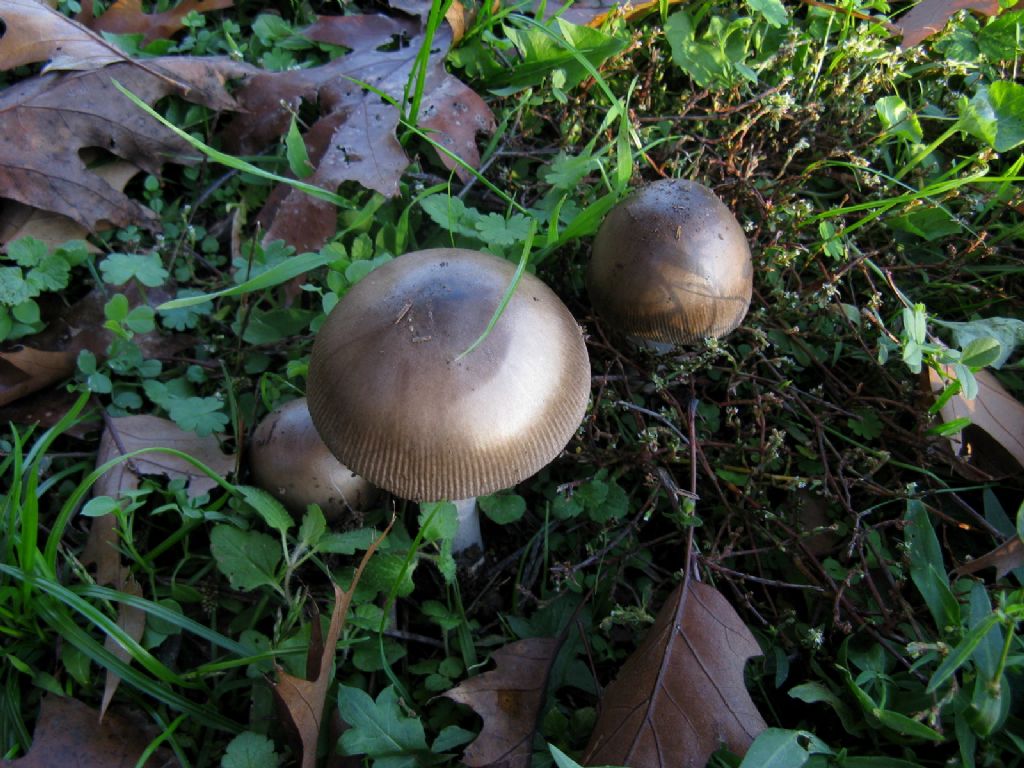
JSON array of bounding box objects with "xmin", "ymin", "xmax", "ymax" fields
[{"xmin": 1, "ymin": 0, "xmax": 1023, "ymax": 766}]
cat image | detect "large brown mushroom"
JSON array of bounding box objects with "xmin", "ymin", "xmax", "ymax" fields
[
  {"xmin": 306, "ymin": 248, "xmax": 591, "ymax": 551},
  {"xmin": 249, "ymin": 397, "xmax": 376, "ymax": 521},
  {"xmin": 587, "ymin": 179, "xmax": 753, "ymax": 347}
]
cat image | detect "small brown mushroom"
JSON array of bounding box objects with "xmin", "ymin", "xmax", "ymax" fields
[
  {"xmin": 587, "ymin": 179, "xmax": 753, "ymax": 346},
  {"xmin": 306, "ymin": 248, "xmax": 591, "ymax": 551},
  {"xmin": 248, "ymin": 397, "xmax": 376, "ymax": 521}
]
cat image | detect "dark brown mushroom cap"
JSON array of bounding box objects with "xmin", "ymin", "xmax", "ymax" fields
[
  {"xmin": 307, "ymin": 248, "xmax": 591, "ymax": 502},
  {"xmin": 587, "ymin": 179, "xmax": 753, "ymax": 344},
  {"xmin": 249, "ymin": 398, "xmax": 376, "ymax": 520}
]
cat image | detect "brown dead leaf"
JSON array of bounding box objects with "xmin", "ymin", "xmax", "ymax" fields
[
  {"xmin": 0, "ymin": 695, "xmax": 178, "ymax": 768},
  {"xmin": 91, "ymin": 414, "xmax": 236, "ymax": 501},
  {"xmin": 955, "ymin": 537, "xmax": 1024, "ymax": 580},
  {"xmin": 79, "ymin": 0, "xmax": 235, "ymax": 45},
  {"xmin": 0, "ymin": 159, "xmax": 141, "ymax": 250},
  {"xmin": 584, "ymin": 581, "xmax": 767, "ymax": 768},
  {"xmin": 896, "ymin": 0, "xmax": 1011, "ymax": 47},
  {"xmin": 928, "ymin": 367, "xmax": 1024, "ymax": 472},
  {"xmin": 0, "ymin": 56, "xmax": 252, "ymax": 232},
  {"xmin": 444, "ymin": 638, "xmax": 559, "ymax": 768},
  {"xmin": 0, "ymin": 286, "xmax": 184, "ymax": 408},
  {"xmin": 224, "ymin": 15, "xmax": 494, "ymax": 253},
  {"xmin": 0, "ymin": 346, "xmax": 77, "ymax": 407},
  {"xmin": 80, "ymin": 415, "xmax": 235, "ymax": 714},
  {"xmin": 99, "ymin": 573, "xmax": 145, "ymax": 718},
  {"xmin": 0, "ymin": 0, "xmax": 125, "ymax": 71},
  {"xmin": 274, "ymin": 523, "xmax": 392, "ymax": 768},
  {"xmin": 0, "ymin": 385, "xmax": 101, "ymax": 437}
]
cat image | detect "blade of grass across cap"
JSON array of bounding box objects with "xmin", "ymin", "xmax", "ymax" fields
[
  {"xmin": 456, "ymin": 219, "xmax": 537, "ymax": 361},
  {"xmin": 157, "ymin": 249, "xmax": 341, "ymax": 310},
  {"xmin": 112, "ymin": 81, "xmax": 355, "ymax": 210}
]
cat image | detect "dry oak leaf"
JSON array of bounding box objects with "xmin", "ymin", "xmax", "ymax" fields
[
  {"xmin": 82, "ymin": 415, "xmax": 235, "ymax": 715},
  {"xmin": 78, "ymin": 0, "xmax": 235, "ymax": 45},
  {"xmin": 955, "ymin": 538, "xmax": 1024, "ymax": 581},
  {"xmin": 0, "ymin": 695, "xmax": 178, "ymax": 768},
  {"xmin": 0, "ymin": 56, "xmax": 252, "ymax": 232},
  {"xmin": 0, "ymin": 345, "xmax": 77, "ymax": 407},
  {"xmin": 223, "ymin": 14, "xmax": 494, "ymax": 253},
  {"xmin": 0, "ymin": 286, "xmax": 187, "ymax": 407},
  {"xmin": 0, "ymin": 0, "xmax": 125, "ymax": 71},
  {"xmin": 274, "ymin": 525, "xmax": 391, "ymax": 768},
  {"xmin": 584, "ymin": 581, "xmax": 767, "ymax": 768},
  {"xmin": 928, "ymin": 366, "xmax": 1024, "ymax": 472},
  {"xmin": 0, "ymin": 159, "xmax": 141, "ymax": 250},
  {"xmin": 444, "ymin": 637, "xmax": 559, "ymax": 768},
  {"xmin": 896, "ymin": 0, "xmax": 1016, "ymax": 47}
]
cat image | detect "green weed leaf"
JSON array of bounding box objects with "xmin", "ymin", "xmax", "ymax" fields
[
  {"xmin": 959, "ymin": 337, "xmax": 1002, "ymax": 369},
  {"xmin": 419, "ymin": 502, "xmax": 458, "ymax": 542},
  {"xmin": 738, "ymin": 728, "xmax": 830, "ymax": 767},
  {"xmin": 927, "ymin": 613, "xmax": 1002, "ymax": 694},
  {"xmin": 210, "ymin": 525, "xmax": 282, "ymax": 592},
  {"xmin": 935, "ymin": 316, "xmax": 1024, "ymax": 369},
  {"xmin": 745, "ymin": 0, "xmax": 788, "ymax": 28},
  {"xmin": 337, "ymin": 684, "xmax": 428, "ymax": 768},
  {"xmin": 221, "ymin": 731, "xmax": 280, "ymax": 768},
  {"xmin": 0, "ymin": 266, "xmax": 33, "ymax": 306},
  {"xmin": 167, "ymin": 396, "xmax": 229, "ymax": 436},
  {"xmin": 432, "ymin": 725, "xmax": 475, "ymax": 753},
  {"xmin": 318, "ymin": 528, "xmax": 379, "ymax": 555},
  {"xmin": 495, "ymin": 18, "xmax": 627, "ymax": 93},
  {"xmin": 876, "ymin": 95, "xmax": 923, "ymax": 143},
  {"xmin": 285, "ymin": 115, "xmax": 314, "ymax": 179},
  {"xmin": 958, "ymin": 81, "xmax": 1024, "ymax": 152},
  {"xmin": 905, "ymin": 500, "xmax": 958, "ymax": 630},
  {"xmin": 100, "ymin": 252, "xmax": 169, "ymax": 287},
  {"xmin": 298, "ymin": 506, "xmax": 326, "ymax": 549},
  {"xmin": 237, "ymin": 485, "xmax": 293, "ymax": 535},
  {"xmin": 6, "ymin": 236, "xmax": 48, "ymax": 267},
  {"xmin": 479, "ymin": 493, "xmax": 526, "ymax": 524}
]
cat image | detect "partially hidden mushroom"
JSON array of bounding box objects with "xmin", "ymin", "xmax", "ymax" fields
[
  {"xmin": 249, "ymin": 397, "xmax": 376, "ymax": 521},
  {"xmin": 587, "ymin": 178, "xmax": 753, "ymax": 349},
  {"xmin": 307, "ymin": 248, "xmax": 591, "ymax": 553}
]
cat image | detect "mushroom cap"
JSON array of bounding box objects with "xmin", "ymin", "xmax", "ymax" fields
[
  {"xmin": 307, "ymin": 248, "xmax": 591, "ymax": 502},
  {"xmin": 587, "ymin": 179, "xmax": 753, "ymax": 345},
  {"xmin": 249, "ymin": 397, "xmax": 376, "ymax": 520}
]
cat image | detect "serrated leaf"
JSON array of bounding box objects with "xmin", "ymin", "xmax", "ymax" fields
[
  {"xmin": 238, "ymin": 485, "xmax": 293, "ymax": 535},
  {"xmin": 6, "ymin": 236, "xmax": 49, "ymax": 267},
  {"xmin": 221, "ymin": 731, "xmax": 281, "ymax": 768},
  {"xmin": 337, "ymin": 685, "xmax": 428, "ymax": 766},
  {"xmin": 419, "ymin": 501, "xmax": 458, "ymax": 542},
  {"xmin": 299, "ymin": 506, "xmax": 327, "ymax": 549},
  {"xmin": 317, "ymin": 527, "xmax": 379, "ymax": 555},
  {"xmin": 210, "ymin": 525, "xmax": 282, "ymax": 592},
  {"xmin": 99, "ymin": 251, "xmax": 169, "ymax": 287},
  {"xmin": 167, "ymin": 395, "xmax": 229, "ymax": 437}
]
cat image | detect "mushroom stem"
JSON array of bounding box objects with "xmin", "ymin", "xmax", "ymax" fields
[{"xmin": 452, "ymin": 497, "xmax": 483, "ymax": 554}]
